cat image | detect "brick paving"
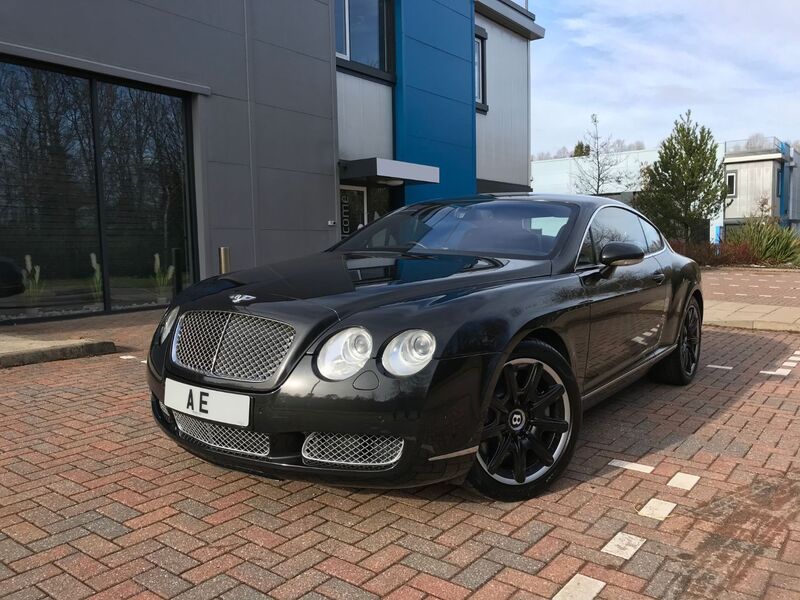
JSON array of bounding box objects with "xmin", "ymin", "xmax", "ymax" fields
[
  {"xmin": 1, "ymin": 318, "xmax": 799, "ymax": 599},
  {"xmin": 703, "ymin": 267, "xmax": 800, "ymax": 307}
]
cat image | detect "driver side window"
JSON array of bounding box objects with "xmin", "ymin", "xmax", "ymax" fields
[{"xmin": 590, "ymin": 207, "xmax": 647, "ymax": 259}]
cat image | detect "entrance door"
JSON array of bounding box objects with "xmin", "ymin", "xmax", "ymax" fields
[{"xmin": 339, "ymin": 186, "xmax": 367, "ymax": 238}]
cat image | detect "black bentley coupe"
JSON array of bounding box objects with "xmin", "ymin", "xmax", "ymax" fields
[{"xmin": 148, "ymin": 195, "xmax": 702, "ymax": 500}]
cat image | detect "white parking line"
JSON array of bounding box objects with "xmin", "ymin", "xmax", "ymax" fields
[
  {"xmin": 601, "ymin": 532, "xmax": 646, "ymax": 560},
  {"xmin": 638, "ymin": 499, "xmax": 676, "ymax": 521},
  {"xmin": 667, "ymin": 472, "xmax": 700, "ymax": 491},
  {"xmin": 706, "ymin": 365, "xmax": 733, "ymax": 370},
  {"xmin": 608, "ymin": 459, "xmax": 654, "ymax": 474},
  {"xmin": 760, "ymin": 368, "xmax": 791, "ymax": 376},
  {"xmin": 120, "ymin": 355, "xmax": 136, "ymax": 360},
  {"xmin": 554, "ymin": 574, "xmax": 606, "ymax": 600}
]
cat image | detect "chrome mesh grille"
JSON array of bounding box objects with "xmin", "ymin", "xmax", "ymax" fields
[
  {"xmin": 173, "ymin": 310, "xmax": 295, "ymax": 382},
  {"xmin": 173, "ymin": 412, "xmax": 270, "ymax": 458},
  {"xmin": 302, "ymin": 433, "xmax": 404, "ymax": 470}
]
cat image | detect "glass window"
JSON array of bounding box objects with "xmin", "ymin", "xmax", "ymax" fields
[
  {"xmin": 0, "ymin": 62, "xmax": 102, "ymax": 320},
  {"xmin": 639, "ymin": 218, "xmax": 664, "ymax": 253},
  {"xmin": 334, "ymin": 0, "xmax": 348, "ymax": 57},
  {"xmin": 97, "ymin": 83, "xmax": 189, "ymax": 309},
  {"xmin": 726, "ymin": 172, "xmax": 736, "ymax": 197},
  {"xmin": 475, "ymin": 36, "xmax": 485, "ymax": 104},
  {"xmin": 336, "ymin": 0, "xmax": 389, "ymax": 71},
  {"xmin": 590, "ymin": 207, "xmax": 647, "ymax": 257},
  {"xmin": 0, "ymin": 58, "xmax": 193, "ymax": 321},
  {"xmin": 577, "ymin": 230, "xmax": 595, "ymax": 267},
  {"xmin": 335, "ymin": 201, "xmax": 577, "ymax": 259}
]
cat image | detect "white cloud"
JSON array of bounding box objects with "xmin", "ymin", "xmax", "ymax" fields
[{"xmin": 531, "ymin": 1, "xmax": 800, "ymax": 153}]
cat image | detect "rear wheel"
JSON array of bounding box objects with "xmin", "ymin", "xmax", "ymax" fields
[
  {"xmin": 650, "ymin": 296, "xmax": 702, "ymax": 385},
  {"xmin": 467, "ymin": 340, "xmax": 581, "ymax": 501}
]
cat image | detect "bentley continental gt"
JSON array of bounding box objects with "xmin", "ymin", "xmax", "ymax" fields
[{"xmin": 148, "ymin": 195, "xmax": 702, "ymax": 500}]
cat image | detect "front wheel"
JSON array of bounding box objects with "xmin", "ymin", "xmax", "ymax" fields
[{"xmin": 467, "ymin": 340, "xmax": 581, "ymax": 501}]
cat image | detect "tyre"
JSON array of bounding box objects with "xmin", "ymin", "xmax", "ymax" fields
[
  {"xmin": 467, "ymin": 339, "xmax": 582, "ymax": 501},
  {"xmin": 649, "ymin": 296, "xmax": 702, "ymax": 386}
]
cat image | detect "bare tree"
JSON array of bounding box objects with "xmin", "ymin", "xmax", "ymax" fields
[
  {"xmin": 554, "ymin": 146, "xmax": 571, "ymax": 159},
  {"xmin": 573, "ymin": 114, "xmax": 624, "ymax": 195},
  {"xmin": 745, "ymin": 132, "xmax": 768, "ymax": 151}
]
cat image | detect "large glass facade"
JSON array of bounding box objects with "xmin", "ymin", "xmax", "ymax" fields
[
  {"xmin": 97, "ymin": 83, "xmax": 189, "ymax": 309},
  {"xmin": 0, "ymin": 59, "xmax": 192, "ymax": 321}
]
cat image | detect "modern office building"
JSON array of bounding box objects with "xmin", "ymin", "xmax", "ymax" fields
[
  {"xmin": 0, "ymin": 0, "xmax": 543, "ymax": 321},
  {"xmin": 722, "ymin": 137, "xmax": 799, "ymax": 232}
]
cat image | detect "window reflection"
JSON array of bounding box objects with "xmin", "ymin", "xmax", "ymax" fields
[
  {"xmin": 0, "ymin": 59, "xmax": 192, "ymax": 321},
  {"xmin": 97, "ymin": 83, "xmax": 188, "ymax": 309},
  {"xmin": 0, "ymin": 62, "xmax": 102, "ymax": 319}
]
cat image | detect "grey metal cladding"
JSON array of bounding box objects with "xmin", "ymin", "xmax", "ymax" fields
[
  {"xmin": 251, "ymin": 40, "xmax": 334, "ymax": 119},
  {"xmin": 254, "ymin": 104, "xmax": 336, "ymax": 175},
  {"xmin": 257, "ymin": 168, "xmax": 337, "ymax": 231},
  {"xmin": 206, "ymin": 163, "xmax": 253, "ymax": 230},
  {"xmin": 248, "ymin": 0, "xmax": 332, "ymax": 60},
  {"xmin": 205, "ymin": 96, "xmax": 252, "ymax": 166}
]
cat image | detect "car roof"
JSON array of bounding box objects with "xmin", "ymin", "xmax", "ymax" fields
[{"xmin": 417, "ymin": 193, "xmax": 629, "ymax": 210}]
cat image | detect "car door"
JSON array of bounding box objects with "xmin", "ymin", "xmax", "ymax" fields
[{"xmin": 577, "ymin": 207, "xmax": 669, "ymax": 392}]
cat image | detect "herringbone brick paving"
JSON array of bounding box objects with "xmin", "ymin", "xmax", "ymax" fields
[{"xmin": 1, "ymin": 315, "xmax": 799, "ymax": 599}]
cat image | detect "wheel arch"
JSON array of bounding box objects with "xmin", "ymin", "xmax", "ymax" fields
[
  {"xmin": 691, "ymin": 287, "xmax": 703, "ymax": 317},
  {"xmin": 522, "ymin": 328, "xmax": 571, "ymax": 366}
]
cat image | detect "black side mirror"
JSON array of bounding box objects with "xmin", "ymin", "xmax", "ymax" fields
[{"xmin": 599, "ymin": 242, "xmax": 644, "ymax": 276}]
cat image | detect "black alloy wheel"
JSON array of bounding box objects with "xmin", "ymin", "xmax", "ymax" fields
[
  {"xmin": 649, "ymin": 295, "xmax": 702, "ymax": 386},
  {"xmin": 680, "ymin": 302, "xmax": 701, "ymax": 377},
  {"xmin": 468, "ymin": 340, "xmax": 581, "ymax": 500}
]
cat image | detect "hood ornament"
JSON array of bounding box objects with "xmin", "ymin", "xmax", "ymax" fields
[{"xmin": 230, "ymin": 294, "xmax": 256, "ymax": 304}]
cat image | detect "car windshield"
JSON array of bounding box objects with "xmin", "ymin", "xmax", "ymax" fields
[{"xmin": 334, "ymin": 200, "xmax": 577, "ymax": 259}]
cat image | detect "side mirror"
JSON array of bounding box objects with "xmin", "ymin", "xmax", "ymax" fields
[{"xmin": 599, "ymin": 241, "xmax": 644, "ymax": 273}]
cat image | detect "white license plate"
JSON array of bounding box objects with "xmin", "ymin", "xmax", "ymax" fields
[{"xmin": 164, "ymin": 379, "xmax": 251, "ymax": 427}]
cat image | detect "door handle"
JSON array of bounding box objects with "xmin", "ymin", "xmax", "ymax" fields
[{"xmin": 652, "ymin": 272, "xmax": 666, "ymax": 284}]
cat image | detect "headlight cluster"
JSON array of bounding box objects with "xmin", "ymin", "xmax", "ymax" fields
[
  {"xmin": 316, "ymin": 327, "xmax": 436, "ymax": 381},
  {"xmin": 159, "ymin": 306, "xmax": 180, "ymax": 344}
]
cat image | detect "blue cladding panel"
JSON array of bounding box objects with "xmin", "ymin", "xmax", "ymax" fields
[{"xmin": 395, "ymin": 0, "xmax": 476, "ymax": 203}]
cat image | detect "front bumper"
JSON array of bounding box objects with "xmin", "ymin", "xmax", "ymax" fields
[{"xmin": 148, "ymin": 353, "xmax": 499, "ymax": 488}]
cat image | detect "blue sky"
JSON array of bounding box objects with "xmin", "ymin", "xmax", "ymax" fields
[{"xmin": 530, "ymin": 1, "xmax": 800, "ymax": 155}]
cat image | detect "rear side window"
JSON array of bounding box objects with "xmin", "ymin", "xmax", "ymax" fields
[
  {"xmin": 639, "ymin": 218, "xmax": 664, "ymax": 253},
  {"xmin": 577, "ymin": 229, "xmax": 595, "ymax": 267},
  {"xmin": 590, "ymin": 207, "xmax": 647, "ymax": 257}
]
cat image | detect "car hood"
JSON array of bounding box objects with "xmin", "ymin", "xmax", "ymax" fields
[{"xmin": 182, "ymin": 251, "xmax": 551, "ymax": 319}]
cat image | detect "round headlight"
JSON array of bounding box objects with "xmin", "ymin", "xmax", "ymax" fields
[
  {"xmin": 160, "ymin": 306, "xmax": 180, "ymax": 344},
  {"xmin": 381, "ymin": 330, "xmax": 436, "ymax": 377},
  {"xmin": 316, "ymin": 327, "xmax": 373, "ymax": 381}
]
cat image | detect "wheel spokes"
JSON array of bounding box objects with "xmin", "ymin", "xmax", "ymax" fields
[
  {"xmin": 530, "ymin": 416, "xmax": 569, "ymax": 434},
  {"xmin": 486, "ymin": 434, "xmax": 512, "ymax": 474},
  {"xmin": 511, "ymin": 438, "xmax": 526, "ymax": 483},
  {"xmin": 531, "ymin": 383, "xmax": 564, "ymax": 413},
  {"xmin": 502, "ymin": 365, "xmax": 520, "ymax": 406},
  {"xmin": 482, "ymin": 421, "xmax": 507, "ymax": 440},
  {"xmin": 524, "ymin": 433, "xmax": 555, "ymax": 466}
]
